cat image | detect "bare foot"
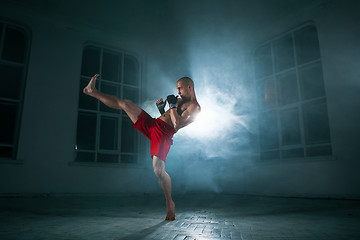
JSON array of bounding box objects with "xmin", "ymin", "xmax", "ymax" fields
[
  {"xmin": 165, "ymin": 200, "xmax": 175, "ymax": 221},
  {"xmin": 83, "ymin": 74, "xmax": 99, "ymax": 96}
]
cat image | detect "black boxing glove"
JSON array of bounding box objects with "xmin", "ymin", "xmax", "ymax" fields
[
  {"xmin": 167, "ymin": 95, "xmax": 178, "ymax": 109},
  {"xmin": 156, "ymin": 100, "xmax": 166, "ymax": 114}
]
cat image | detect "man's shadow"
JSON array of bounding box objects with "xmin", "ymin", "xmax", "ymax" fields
[{"xmin": 117, "ymin": 221, "xmax": 168, "ymax": 240}]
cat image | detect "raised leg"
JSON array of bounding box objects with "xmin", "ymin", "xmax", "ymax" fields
[
  {"xmin": 153, "ymin": 156, "xmax": 175, "ymax": 220},
  {"xmin": 83, "ymin": 74, "xmax": 142, "ymax": 123}
]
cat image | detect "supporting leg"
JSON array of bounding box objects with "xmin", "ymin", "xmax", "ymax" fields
[
  {"xmin": 83, "ymin": 74, "xmax": 142, "ymax": 123},
  {"xmin": 153, "ymin": 156, "xmax": 175, "ymax": 220}
]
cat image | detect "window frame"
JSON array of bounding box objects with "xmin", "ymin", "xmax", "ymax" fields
[
  {"xmin": 0, "ymin": 19, "xmax": 31, "ymax": 163},
  {"xmin": 73, "ymin": 42, "xmax": 142, "ymax": 167},
  {"xmin": 253, "ymin": 22, "xmax": 333, "ymax": 161}
]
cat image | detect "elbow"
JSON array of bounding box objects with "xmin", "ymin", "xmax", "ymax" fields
[
  {"xmin": 173, "ymin": 119, "xmax": 182, "ymax": 131},
  {"xmin": 173, "ymin": 121, "xmax": 179, "ymax": 130},
  {"xmin": 173, "ymin": 125, "xmax": 180, "ymax": 132}
]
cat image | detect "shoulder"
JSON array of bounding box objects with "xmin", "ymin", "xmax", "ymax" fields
[
  {"xmin": 193, "ymin": 100, "xmax": 201, "ymax": 110},
  {"xmin": 188, "ymin": 101, "xmax": 201, "ymax": 113},
  {"xmin": 196, "ymin": 102, "xmax": 201, "ymax": 111}
]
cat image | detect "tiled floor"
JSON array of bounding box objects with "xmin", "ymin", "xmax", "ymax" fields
[{"xmin": 0, "ymin": 194, "xmax": 359, "ymax": 240}]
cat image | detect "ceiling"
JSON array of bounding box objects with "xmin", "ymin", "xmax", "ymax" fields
[{"xmin": 4, "ymin": 0, "xmax": 327, "ymax": 38}]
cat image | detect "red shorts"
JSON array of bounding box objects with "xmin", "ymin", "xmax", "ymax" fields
[{"xmin": 132, "ymin": 111, "xmax": 175, "ymax": 162}]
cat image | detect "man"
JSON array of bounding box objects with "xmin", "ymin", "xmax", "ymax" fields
[{"xmin": 83, "ymin": 74, "xmax": 201, "ymax": 220}]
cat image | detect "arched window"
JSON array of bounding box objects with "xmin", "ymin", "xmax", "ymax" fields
[
  {"xmin": 0, "ymin": 21, "xmax": 30, "ymax": 161},
  {"xmin": 75, "ymin": 44, "xmax": 141, "ymax": 165},
  {"xmin": 254, "ymin": 24, "xmax": 332, "ymax": 160}
]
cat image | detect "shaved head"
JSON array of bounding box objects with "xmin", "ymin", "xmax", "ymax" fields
[{"xmin": 177, "ymin": 77, "xmax": 194, "ymax": 88}]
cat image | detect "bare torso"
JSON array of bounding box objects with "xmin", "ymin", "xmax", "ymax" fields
[{"xmin": 158, "ymin": 99, "xmax": 194, "ymax": 130}]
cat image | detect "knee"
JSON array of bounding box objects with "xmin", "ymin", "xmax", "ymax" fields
[
  {"xmin": 154, "ymin": 168, "xmax": 164, "ymax": 179},
  {"xmin": 119, "ymin": 99, "xmax": 133, "ymax": 110}
]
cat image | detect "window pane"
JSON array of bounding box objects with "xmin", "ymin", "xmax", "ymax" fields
[
  {"xmin": 306, "ymin": 145, "xmax": 332, "ymax": 157},
  {"xmin": 256, "ymin": 83, "xmax": 265, "ymax": 109},
  {"xmin": 76, "ymin": 46, "xmax": 141, "ymax": 165},
  {"xmin": 0, "ymin": 101, "xmax": 17, "ymax": 144},
  {"xmin": 0, "ymin": 24, "xmax": 3, "ymax": 44},
  {"xmin": 298, "ymin": 63, "xmax": 325, "ymax": 100},
  {"xmin": 0, "ymin": 146, "xmax": 13, "ymax": 158},
  {"xmin": 280, "ymin": 108, "xmax": 301, "ymax": 145},
  {"xmin": 102, "ymin": 51, "xmax": 121, "ymax": 82},
  {"xmin": 259, "ymin": 111, "xmax": 278, "ymax": 149},
  {"xmin": 0, "ymin": 64, "xmax": 23, "ymax": 99},
  {"xmin": 98, "ymin": 153, "xmax": 118, "ymax": 163},
  {"xmin": 121, "ymin": 117, "xmax": 137, "ymax": 153},
  {"xmin": 123, "ymin": 86, "xmax": 139, "ymax": 104},
  {"xmin": 120, "ymin": 154, "xmax": 137, "ymax": 164},
  {"xmin": 100, "ymin": 82, "xmax": 120, "ymax": 113},
  {"xmin": 100, "ymin": 116, "xmax": 118, "ymax": 150},
  {"xmin": 78, "ymin": 77, "xmax": 98, "ymax": 110},
  {"xmin": 295, "ymin": 25, "xmax": 320, "ymax": 64},
  {"xmin": 257, "ymin": 78, "xmax": 276, "ymax": 110},
  {"xmin": 277, "ymin": 70, "xmax": 299, "ymax": 106},
  {"xmin": 75, "ymin": 152, "xmax": 95, "ymax": 162},
  {"xmin": 274, "ymin": 34, "xmax": 295, "ymax": 72},
  {"xmin": 124, "ymin": 55, "xmax": 139, "ymax": 86},
  {"xmin": 254, "ymin": 44, "xmax": 273, "ymax": 79},
  {"xmin": 260, "ymin": 150, "xmax": 279, "ymax": 160},
  {"xmin": 282, "ymin": 148, "xmax": 304, "ymax": 158},
  {"xmin": 303, "ymin": 99, "xmax": 331, "ymax": 144},
  {"xmin": 81, "ymin": 46, "xmax": 100, "ymax": 77},
  {"xmin": 76, "ymin": 112, "xmax": 97, "ymax": 150},
  {"xmin": 2, "ymin": 28, "xmax": 27, "ymax": 64},
  {"xmin": 1, "ymin": 146, "xmax": 14, "ymax": 159}
]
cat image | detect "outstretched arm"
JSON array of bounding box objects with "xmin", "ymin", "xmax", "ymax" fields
[{"xmin": 169, "ymin": 104, "xmax": 200, "ymax": 132}]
